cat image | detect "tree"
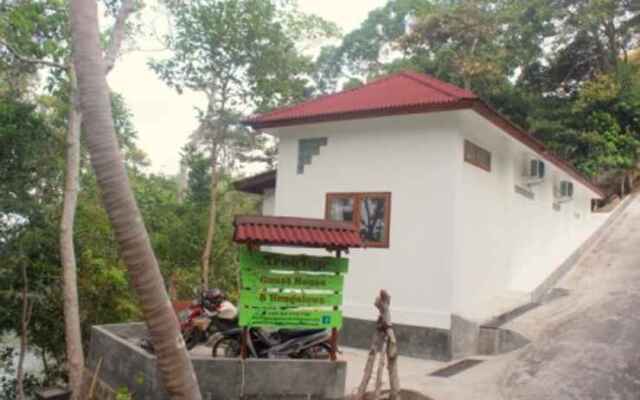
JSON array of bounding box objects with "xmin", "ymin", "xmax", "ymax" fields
[
  {"xmin": 313, "ymin": 0, "xmax": 430, "ymax": 91},
  {"xmin": 543, "ymin": 68, "xmax": 640, "ymax": 188},
  {"xmin": 1, "ymin": 1, "xmax": 139, "ymax": 394},
  {"xmin": 68, "ymin": 0, "xmax": 201, "ymax": 397},
  {"xmin": 150, "ymin": 0, "xmax": 336, "ymax": 290},
  {"xmin": 403, "ymin": 1, "xmax": 501, "ymax": 90},
  {"xmin": 544, "ymin": 0, "xmax": 640, "ymax": 92}
]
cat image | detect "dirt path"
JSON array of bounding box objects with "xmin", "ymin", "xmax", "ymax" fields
[
  {"xmin": 354, "ymin": 195, "xmax": 640, "ymax": 400},
  {"xmin": 501, "ymin": 195, "xmax": 640, "ymax": 399}
]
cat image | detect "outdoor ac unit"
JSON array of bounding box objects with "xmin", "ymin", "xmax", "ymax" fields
[
  {"xmin": 525, "ymin": 158, "xmax": 545, "ymax": 185},
  {"xmin": 555, "ymin": 180, "xmax": 574, "ymax": 202}
]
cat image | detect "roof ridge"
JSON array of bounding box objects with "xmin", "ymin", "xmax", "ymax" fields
[
  {"xmin": 246, "ymin": 73, "xmax": 401, "ymax": 122},
  {"xmin": 400, "ymin": 71, "xmax": 476, "ymax": 99}
]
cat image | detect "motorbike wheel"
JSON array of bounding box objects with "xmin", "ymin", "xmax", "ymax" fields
[
  {"xmin": 184, "ymin": 333, "xmax": 198, "ymax": 351},
  {"xmin": 211, "ymin": 336, "xmax": 242, "ymax": 358},
  {"xmin": 298, "ymin": 343, "xmax": 333, "ymax": 360}
]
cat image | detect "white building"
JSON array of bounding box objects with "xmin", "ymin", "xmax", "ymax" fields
[{"xmin": 234, "ymin": 71, "xmax": 609, "ymax": 359}]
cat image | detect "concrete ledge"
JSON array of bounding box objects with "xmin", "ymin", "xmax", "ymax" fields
[
  {"xmin": 87, "ymin": 323, "xmax": 346, "ymax": 400},
  {"xmin": 339, "ymin": 317, "xmax": 451, "ymax": 361}
]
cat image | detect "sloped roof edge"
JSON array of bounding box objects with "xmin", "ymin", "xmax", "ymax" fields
[{"xmin": 240, "ymin": 71, "xmax": 603, "ymax": 199}]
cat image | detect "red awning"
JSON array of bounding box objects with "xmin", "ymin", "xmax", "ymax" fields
[{"xmin": 233, "ymin": 215, "xmax": 362, "ymax": 249}]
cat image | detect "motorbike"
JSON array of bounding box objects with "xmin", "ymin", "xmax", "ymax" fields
[
  {"xmin": 209, "ymin": 327, "xmax": 333, "ymax": 359},
  {"xmin": 140, "ymin": 293, "xmax": 235, "ymax": 353}
]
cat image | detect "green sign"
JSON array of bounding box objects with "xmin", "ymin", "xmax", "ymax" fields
[
  {"xmin": 240, "ymin": 290, "xmax": 342, "ymax": 308},
  {"xmin": 239, "ymin": 307, "xmax": 343, "ymax": 329},
  {"xmin": 239, "ymin": 249, "xmax": 348, "ymax": 273},
  {"xmin": 238, "ymin": 249, "xmax": 347, "ymax": 329},
  {"xmin": 242, "ymin": 270, "xmax": 344, "ymax": 291}
]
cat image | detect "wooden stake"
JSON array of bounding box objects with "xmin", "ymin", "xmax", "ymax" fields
[
  {"xmin": 373, "ymin": 338, "xmax": 388, "ymax": 400},
  {"xmin": 357, "ymin": 330, "xmax": 383, "ymax": 397},
  {"xmin": 331, "ymin": 248, "xmax": 342, "ymax": 361},
  {"xmin": 88, "ymin": 357, "xmax": 103, "ymax": 399},
  {"xmin": 356, "ymin": 290, "xmax": 402, "ymax": 400},
  {"xmin": 330, "ymin": 328, "xmax": 338, "ymax": 361},
  {"xmin": 386, "ymin": 330, "xmax": 400, "ymax": 400},
  {"xmin": 240, "ymin": 327, "xmax": 248, "ymax": 359}
]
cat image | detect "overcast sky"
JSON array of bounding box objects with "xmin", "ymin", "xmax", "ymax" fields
[{"xmin": 106, "ymin": 0, "xmax": 386, "ymax": 176}]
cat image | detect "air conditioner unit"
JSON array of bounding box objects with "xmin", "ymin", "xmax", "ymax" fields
[
  {"xmin": 555, "ymin": 180, "xmax": 574, "ymax": 202},
  {"xmin": 525, "ymin": 158, "xmax": 545, "ymax": 185}
]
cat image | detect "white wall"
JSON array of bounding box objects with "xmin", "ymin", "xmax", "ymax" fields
[
  {"xmin": 271, "ymin": 114, "xmax": 460, "ymax": 329},
  {"xmin": 262, "ymin": 188, "xmax": 275, "ymax": 216},
  {"xmin": 451, "ymin": 110, "xmax": 607, "ymax": 320},
  {"xmin": 267, "ymin": 109, "xmax": 607, "ymax": 329}
]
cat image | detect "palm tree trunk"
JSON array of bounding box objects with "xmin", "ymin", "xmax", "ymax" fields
[
  {"xmin": 60, "ymin": 66, "xmax": 85, "ymax": 400},
  {"xmin": 69, "ymin": 1, "xmax": 202, "ymax": 398},
  {"xmin": 200, "ymin": 140, "xmax": 218, "ymax": 291}
]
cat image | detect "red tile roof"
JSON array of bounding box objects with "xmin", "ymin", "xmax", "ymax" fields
[
  {"xmin": 233, "ymin": 215, "xmax": 362, "ymax": 249},
  {"xmin": 244, "ymin": 71, "xmax": 476, "ymax": 129},
  {"xmin": 242, "ymin": 71, "xmax": 604, "ymax": 198}
]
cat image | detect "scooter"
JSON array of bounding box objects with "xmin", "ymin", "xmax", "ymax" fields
[
  {"xmin": 140, "ymin": 293, "xmax": 234, "ymax": 353},
  {"xmin": 209, "ymin": 327, "xmax": 332, "ymax": 359}
]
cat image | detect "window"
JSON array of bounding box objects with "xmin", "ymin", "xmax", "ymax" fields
[
  {"xmin": 325, "ymin": 192, "xmax": 391, "ymax": 248},
  {"xmin": 464, "ymin": 140, "xmax": 491, "ymax": 172}
]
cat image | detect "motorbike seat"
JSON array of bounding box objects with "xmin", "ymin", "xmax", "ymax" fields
[{"xmin": 276, "ymin": 329, "xmax": 325, "ymax": 340}]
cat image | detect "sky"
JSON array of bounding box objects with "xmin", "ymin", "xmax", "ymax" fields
[{"xmin": 106, "ymin": 0, "xmax": 387, "ymax": 176}]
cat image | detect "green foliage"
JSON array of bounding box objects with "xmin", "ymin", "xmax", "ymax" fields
[
  {"xmin": 150, "ymin": 0, "xmax": 337, "ymax": 112},
  {"xmin": 181, "ymin": 144, "xmax": 211, "ymax": 206},
  {"xmin": 0, "ymin": 346, "xmax": 44, "ymax": 400},
  {"xmin": 0, "ymin": 96, "xmax": 62, "ymax": 220},
  {"xmin": 115, "ymin": 386, "xmax": 133, "ymax": 400},
  {"xmin": 0, "ymin": 0, "xmax": 69, "ymax": 66}
]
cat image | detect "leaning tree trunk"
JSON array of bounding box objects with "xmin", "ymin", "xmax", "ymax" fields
[
  {"xmin": 60, "ymin": 1, "xmax": 135, "ymax": 392},
  {"xmin": 200, "ymin": 140, "xmax": 219, "ymax": 291},
  {"xmin": 60, "ymin": 66, "xmax": 85, "ymax": 400},
  {"xmin": 69, "ymin": 1, "xmax": 202, "ymax": 398}
]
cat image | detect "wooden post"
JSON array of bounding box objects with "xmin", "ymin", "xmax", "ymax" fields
[
  {"xmin": 239, "ymin": 242, "xmax": 259, "ymax": 359},
  {"xmin": 240, "ymin": 327, "xmax": 248, "ymax": 359},
  {"xmin": 330, "ymin": 248, "xmax": 342, "ymax": 361},
  {"xmin": 356, "ymin": 290, "xmax": 401, "ymax": 400}
]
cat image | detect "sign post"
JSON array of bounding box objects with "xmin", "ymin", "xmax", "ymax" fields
[{"xmin": 232, "ymin": 215, "xmax": 362, "ymax": 361}]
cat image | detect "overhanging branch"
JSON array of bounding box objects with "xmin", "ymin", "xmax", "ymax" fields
[
  {"xmin": 0, "ymin": 38, "xmax": 66, "ymax": 70},
  {"xmin": 104, "ymin": 0, "xmax": 137, "ymax": 74}
]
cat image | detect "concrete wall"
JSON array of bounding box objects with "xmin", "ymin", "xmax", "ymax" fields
[
  {"xmin": 452, "ymin": 110, "xmax": 607, "ymax": 320},
  {"xmin": 270, "ymin": 113, "xmax": 460, "ymax": 330},
  {"xmin": 87, "ymin": 323, "xmax": 346, "ymax": 400}
]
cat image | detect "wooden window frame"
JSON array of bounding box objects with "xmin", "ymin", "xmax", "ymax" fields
[
  {"xmin": 325, "ymin": 192, "xmax": 391, "ymax": 248},
  {"xmin": 464, "ymin": 140, "xmax": 492, "ymax": 172}
]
